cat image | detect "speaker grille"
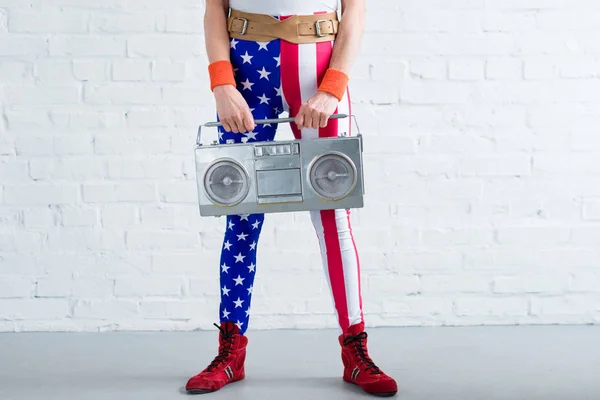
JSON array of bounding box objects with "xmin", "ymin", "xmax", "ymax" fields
[
  {"xmin": 204, "ymin": 159, "xmax": 249, "ymax": 206},
  {"xmin": 308, "ymin": 153, "xmax": 357, "ymax": 201}
]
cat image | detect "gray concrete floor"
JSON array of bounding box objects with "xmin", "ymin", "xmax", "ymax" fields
[{"xmin": 1, "ymin": 325, "xmax": 600, "ymax": 400}]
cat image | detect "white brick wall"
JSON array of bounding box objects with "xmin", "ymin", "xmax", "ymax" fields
[{"xmin": 1, "ymin": 0, "xmax": 600, "ymax": 332}]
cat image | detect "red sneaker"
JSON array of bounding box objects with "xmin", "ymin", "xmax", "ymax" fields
[
  {"xmin": 339, "ymin": 322, "xmax": 398, "ymax": 397},
  {"xmin": 185, "ymin": 321, "xmax": 248, "ymax": 394}
]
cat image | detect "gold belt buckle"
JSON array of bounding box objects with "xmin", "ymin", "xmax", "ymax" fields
[
  {"xmin": 231, "ymin": 17, "xmax": 248, "ymax": 35},
  {"xmin": 315, "ymin": 19, "xmax": 329, "ymax": 37}
]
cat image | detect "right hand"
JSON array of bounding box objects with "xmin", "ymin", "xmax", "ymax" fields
[{"xmin": 214, "ymin": 85, "xmax": 255, "ymax": 133}]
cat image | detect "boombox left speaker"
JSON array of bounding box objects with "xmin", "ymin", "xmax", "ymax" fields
[{"xmin": 194, "ymin": 114, "xmax": 365, "ymax": 217}]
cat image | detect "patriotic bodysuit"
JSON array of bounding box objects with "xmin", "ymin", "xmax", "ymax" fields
[{"xmin": 217, "ymin": 0, "xmax": 363, "ymax": 335}]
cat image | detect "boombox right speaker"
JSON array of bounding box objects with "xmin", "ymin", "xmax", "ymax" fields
[{"xmin": 194, "ymin": 114, "xmax": 365, "ymax": 217}]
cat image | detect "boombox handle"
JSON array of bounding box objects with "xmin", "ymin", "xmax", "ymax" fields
[{"xmin": 196, "ymin": 113, "xmax": 361, "ymax": 147}]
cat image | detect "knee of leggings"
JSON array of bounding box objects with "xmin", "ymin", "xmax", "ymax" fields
[{"xmin": 309, "ymin": 209, "xmax": 352, "ymax": 234}]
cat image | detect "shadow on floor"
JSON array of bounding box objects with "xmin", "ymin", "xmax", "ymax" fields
[{"xmin": 177, "ymin": 376, "xmax": 368, "ymax": 396}]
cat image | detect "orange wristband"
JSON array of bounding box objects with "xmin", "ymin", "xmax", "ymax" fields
[
  {"xmin": 208, "ymin": 60, "xmax": 236, "ymax": 91},
  {"xmin": 318, "ymin": 68, "xmax": 349, "ymax": 101}
]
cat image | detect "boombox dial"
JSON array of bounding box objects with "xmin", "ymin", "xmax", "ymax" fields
[
  {"xmin": 204, "ymin": 159, "xmax": 250, "ymax": 207},
  {"xmin": 308, "ymin": 152, "xmax": 357, "ymax": 201}
]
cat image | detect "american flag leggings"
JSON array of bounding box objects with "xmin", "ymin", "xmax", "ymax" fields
[{"xmin": 216, "ymin": 14, "xmax": 364, "ymax": 335}]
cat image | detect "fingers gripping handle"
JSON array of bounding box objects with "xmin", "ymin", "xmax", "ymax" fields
[
  {"xmin": 205, "ymin": 113, "xmax": 348, "ymax": 128},
  {"xmin": 196, "ymin": 113, "xmax": 351, "ymax": 146}
]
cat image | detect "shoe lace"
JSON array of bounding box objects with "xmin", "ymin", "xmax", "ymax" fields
[
  {"xmin": 343, "ymin": 332, "xmax": 382, "ymax": 375},
  {"xmin": 204, "ymin": 323, "xmax": 236, "ymax": 372}
]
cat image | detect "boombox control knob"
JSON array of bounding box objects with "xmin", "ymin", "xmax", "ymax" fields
[{"xmin": 212, "ymin": 140, "xmax": 218, "ymax": 145}]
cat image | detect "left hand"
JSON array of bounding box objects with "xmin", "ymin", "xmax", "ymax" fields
[{"xmin": 294, "ymin": 91, "xmax": 339, "ymax": 130}]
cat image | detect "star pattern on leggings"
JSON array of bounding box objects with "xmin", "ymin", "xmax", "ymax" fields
[
  {"xmin": 217, "ymin": 38, "xmax": 283, "ymax": 146},
  {"xmin": 214, "ymin": 37, "xmax": 302, "ymax": 335},
  {"xmin": 219, "ymin": 212, "xmax": 265, "ymax": 333}
]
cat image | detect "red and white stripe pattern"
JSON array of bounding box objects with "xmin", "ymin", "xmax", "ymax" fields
[{"xmin": 280, "ymin": 12, "xmax": 363, "ymax": 334}]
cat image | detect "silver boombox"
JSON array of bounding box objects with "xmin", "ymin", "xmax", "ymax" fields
[{"xmin": 194, "ymin": 114, "xmax": 365, "ymax": 217}]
